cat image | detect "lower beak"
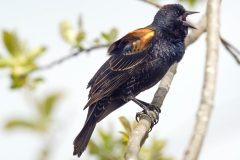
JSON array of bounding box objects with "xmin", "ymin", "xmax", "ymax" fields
[
  {"xmin": 183, "ymin": 11, "xmax": 199, "ymax": 29},
  {"xmin": 183, "ymin": 21, "xmax": 197, "ymax": 29}
]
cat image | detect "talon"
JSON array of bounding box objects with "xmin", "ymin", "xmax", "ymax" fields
[
  {"xmin": 149, "ymin": 104, "xmax": 161, "ymax": 113},
  {"xmin": 135, "ymin": 111, "xmax": 144, "ymax": 122},
  {"xmin": 135, "ymin": 108, "xmax": 160, "ymax": 132}
]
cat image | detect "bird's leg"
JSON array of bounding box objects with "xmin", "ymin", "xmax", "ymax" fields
[
  {"xmin": 127, "ymin": 95, "xmax": 160, "ymax": 129},
  {"xmin": 120, "ymin": 86, "xmax": 160, "ymax": 129},
  {"xmin": 135, "ymin": 98, "xmax": 161, "ymax": 113}
]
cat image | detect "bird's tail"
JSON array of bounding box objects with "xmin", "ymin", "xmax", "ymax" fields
[
  {"xmin": 73, "ymin": 119, "xmax": 96, "ymax": 157},
  {"xmin": 73, "ymin": 98, "xmax": 126, "ymax": 157}
]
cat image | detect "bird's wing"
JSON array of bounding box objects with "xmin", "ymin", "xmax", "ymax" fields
[
  {"xmin": 108, "ymin": 28, "xmax": 155, "ymax": 70},
  {"xmin": 84, "ymin": 28, "xmax": 155, "ymax": 109}
]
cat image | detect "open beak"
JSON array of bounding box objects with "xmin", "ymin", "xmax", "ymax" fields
[{"xmin": 182, "ymin": 11, "xmax": 199, "ymax": 29}]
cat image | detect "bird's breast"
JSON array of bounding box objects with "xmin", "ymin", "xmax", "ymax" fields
[
  {"xmin": 152, "ymin": 37, "xmax": 185, "ymax": 63},
  {"xmin": 128, "ymin": 58, "xmax": 171, "ymax": 95}
]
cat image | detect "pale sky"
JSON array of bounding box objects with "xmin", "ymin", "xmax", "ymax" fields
[{"xmin": 0, "ymin": 0, "xmax": 240, "ymax": 160}]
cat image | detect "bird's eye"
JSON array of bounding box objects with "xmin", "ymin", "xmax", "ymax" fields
[
  {"xmin": 179, "ymin": 15, "xmax": 186, "ymax": 21},
  {"xmin": 182, "ymin": 16, "xmax": 186, "ymax": 21}
]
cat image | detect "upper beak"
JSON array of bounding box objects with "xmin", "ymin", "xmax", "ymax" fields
[
  {"xmin": 185, "ymin": 11, "xmax": 199, "ymax": 16},
  {"xmin": 182, "ymin": 11, "xmax": 199, "ymax": 29}
]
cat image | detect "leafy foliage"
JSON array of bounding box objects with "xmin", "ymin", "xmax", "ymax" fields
[
  {"xmin": 60, "ymin": 17, "xmax": 118, "ymax": 50},
  {"xmin": 139, "ymin": 138, "xmax": 173, "ymax": 160},
  {"xmin": 101, "ymin": 28, "xmax": 118, "ymax": 44},
  {"xmin": 4, "ymin": 92, "xmax": 62, "ymax": 132},
  {"xmin": 60, "ymin": 17, "xmax": 86, "ymax": 49},
  {"xmin": 5, "ymin": 119, "xmax": 40, "ymax": 130},
  {"xmin": 3, "ymin": 31, "xmax": 25, "ymax": 56},
  {"xmin": 88, "ymin": 129, "xmax": 125, "ymax": 160},
  {"xmin": 88, "ymin": 116, "xmax": 173, "ymax": 160},
  {"xmin": 0, "ymin": 30, "xmax": 46, "ymax": 89},
  {"xmin": 93, "ymin": 27, "xmax": 118, "ymax": 46},
  {"xmin": 180, "ymin": 0, "xmax": 203, "ymax": 6}
]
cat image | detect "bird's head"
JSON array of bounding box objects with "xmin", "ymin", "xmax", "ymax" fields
[{"xmin": 151, "ymin": 4, "xmax": 198, "ymax": 38}]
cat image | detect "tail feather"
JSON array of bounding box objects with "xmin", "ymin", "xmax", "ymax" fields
[
  {"xmin": 73, "ymin": 121, "xmax": 96, "ymax": 157},
  {"xmin": 73, "ymin": 98, "xmax": 125, "ymax": 157}
]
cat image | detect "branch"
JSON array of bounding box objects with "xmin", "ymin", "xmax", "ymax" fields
[
  {"xmin": 139, "ymin": 0, "xmax": 163, "ymax": 8},
  {"xmin": 182, "ymin": 0, "xmax": 221, "ymax": 159},
  {"xmin": 37, "ymin": 44, "xmax": 109, "ymax": 71},
  {"xmin": 220, "ymin": 37, "xmax": 240, "ymax": 64},
  {"xmin": 185, "ymin": 15, "xmax": 207, "ymax": 46},
  {"xmin": 125, "ymin": 5, "xmax": 207, "ymax": 160}
]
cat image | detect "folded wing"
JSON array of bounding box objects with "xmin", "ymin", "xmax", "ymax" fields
[{"xmin": 84, "ymin": 28, "xmax": 155, "ymax": 109}]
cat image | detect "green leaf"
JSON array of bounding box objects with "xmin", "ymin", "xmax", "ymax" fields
[
  {"xmin": 188, "ymin": 0, "xmax": 197, "ymax": 6},
  {"xmin": 93, "ymin": 38, "xmax": 101, "ymax": 45},
  {"xmin": 101, "ymin": 28, "xmax": 118, "ymax": 44},
  {"xmin": 2, "ymin": 31, "xmax": 25, "ymax": 57},
  {"xmin": 101, "ymin": 33, "xmax": 110, "ymax": 42},
  {"xmin": 10, "ymin": 74, "xmax": 27, "ymax": 89},
  {"xmin": 0, "ymin": 58, "xmax": 13, "ymax": 68},
  {"xmin": 119, "ymin": 116, "xmax": 132, "ymax": 134},
  {"xmin": 33, "ymin": 77, "xmax": 44, "ymax": 83},
  {"xmin": 27, "ymin": 46, "xmax": 46, "ymax": 59},
  {"xmin": 38, "ymin": 93, "xmax": 61, "ymax": 118},
  {"xmin": 119, "ymin": 131, "xmax": 129, "ymax": 145},
  {"xmin": 98, "ymin": 129, "xmax": 113, "ymax": 142},
  {"xmin": 76, "ymin": 31, "xmax": 85, "ymax": 45},
  {"xmin": 1, "ymin": 31, "xmax": 46, "ymax": 89},
  {"xmin": 5, "ymin": 119, "xmax": 38, "ymax": 130},
  {"xmin": 25, "ymin": 77, "xmax": 44, "ymax": 90},
  {"xmin": 108, "ymin": 28, "xmax": 118, "ymax": 43},
  {"xmin": 59, "ymin": 21, "xmax": 77, "ymax": 44},
  {"xmin": 180, "ymin": 0, "xmax": 200, "ymax": 6},
  {"xmin": 88, "ymin": 140, "xmax": 100, "ymax": 154}
]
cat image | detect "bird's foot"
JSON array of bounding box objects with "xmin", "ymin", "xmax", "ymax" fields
[
  {"xmin": 148, "ymin": 104, "xmax": 161, "ymax": 113},
  {"xmin": 135, "ymin": 105, "xmax": 161, "ymax": 131}
]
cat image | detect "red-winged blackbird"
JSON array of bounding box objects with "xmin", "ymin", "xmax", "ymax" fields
[{"xmin": 73, "ymin": 4, "xmax": 198, "ymax": 157}]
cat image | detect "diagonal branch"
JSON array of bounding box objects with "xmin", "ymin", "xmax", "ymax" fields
[
  {"xmin": 36, "ymin": 44, "xmax": 109, "ymax": 71},
  {"xmin": 139, "ymin": 0, "xmax": 163, "ymax": 8},
  {"xmin": 182, "ymin": 0, "xmax": 221, "ymax": 159},
  {"xmin": 221, "ymin": 37, "xmax": 240, "ymax": 64}
]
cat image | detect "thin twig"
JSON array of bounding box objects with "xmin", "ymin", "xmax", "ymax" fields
[
  {"xmin": 182, "ymin": 0, "xmax": 221, "ymax": 159},
  {"xmin": 37, "ymin": 44, "xmax": 109, "ymax": 71},
  {"xmin": 221, "ymin": 37, "xmax": 240, "ymax": 64},
  {"xmin": 124, "ymin": 4, "xmax": 207, "ymax": 160},
  {"xmin": 139, "ymin": 0, "xmax": 163, "ymax": 8}
]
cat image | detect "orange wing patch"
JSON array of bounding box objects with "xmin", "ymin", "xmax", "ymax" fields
[
  {"xmin": 127, "ymin": 28, "xmax": 155, "ymax": 54},
  {"xmin": 108, "ymin": 28, "xmax": 155, "ymax": 55}
]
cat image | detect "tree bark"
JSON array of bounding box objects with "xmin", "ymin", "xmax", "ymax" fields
[{"xmin": 182, "ymin": 0, "xmax": 221, "ymax": 159}]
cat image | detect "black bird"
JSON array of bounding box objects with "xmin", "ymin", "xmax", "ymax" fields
[{"xmin": 73, "ymin": 4, "xmax": 198, "ymax": 157}]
